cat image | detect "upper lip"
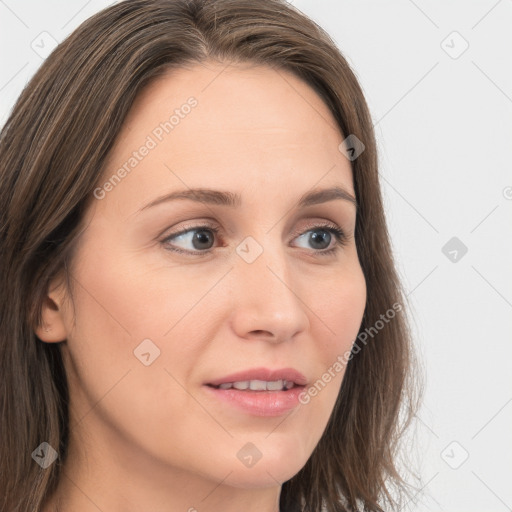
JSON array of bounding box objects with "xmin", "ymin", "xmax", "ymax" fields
[{"xmin": 206, "ymin": 367, "xmax": 308, "ymax": 387}]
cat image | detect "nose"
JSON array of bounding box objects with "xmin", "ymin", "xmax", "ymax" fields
[{"xmin": 228, "ymin": 239, "xmax": 310, "ymax": 344}]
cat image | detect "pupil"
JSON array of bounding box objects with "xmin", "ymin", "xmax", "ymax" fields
[
  {"xmin": 310, "ymin": 230, "xmax": 330, "ymax": 249},
  {"xmin": 193, "ymin": 230, "xmax": 214, "ymax": 249}
]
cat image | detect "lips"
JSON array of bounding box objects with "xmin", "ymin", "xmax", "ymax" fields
[
  {"xmin": 203, "ymin": 367, "xmax": 308, "ymax": 416},
  {"xmin": 205, "ymin": 367, "xmax": 308, "ymax": 388}
]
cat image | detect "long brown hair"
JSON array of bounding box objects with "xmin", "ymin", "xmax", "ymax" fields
[{"xmin": 0, "ymin": 1, "xmax": 423, "ymax": 510}]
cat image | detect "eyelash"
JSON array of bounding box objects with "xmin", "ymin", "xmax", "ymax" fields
[{"xmin": 161, "ymin": 221, "xmax": 348, "ymax": 257}]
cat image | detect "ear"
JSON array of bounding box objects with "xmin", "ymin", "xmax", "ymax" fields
[{"xmin": 34, "ymin": 275, "xmax": 69, "ymax": 343}]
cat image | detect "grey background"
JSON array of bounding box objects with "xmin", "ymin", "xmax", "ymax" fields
[{"xmin": 1, "ymin": 1, "xmax": 511, "ymax": 510}]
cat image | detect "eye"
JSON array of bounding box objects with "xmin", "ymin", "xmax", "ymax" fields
[
  {"xmin": 162, "ymin": 223, "xmax": 220, "ymax": 254},
  {"xmin": 292, "ymin": 224, "xmax": 348, "ymax": 256},
  {"xmin": 161, "ymin": 221, "xmax": 348, "ymax": 256}
]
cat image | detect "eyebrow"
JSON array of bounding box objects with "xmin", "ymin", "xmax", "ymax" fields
[{"xmin": 138, "ymin": 185, "xmax": 357, "ymax": 212}]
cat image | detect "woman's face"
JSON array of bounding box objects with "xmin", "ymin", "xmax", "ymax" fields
[{"xmin": 46, "ymin": 61, "xmax": 366, "ymax": 491}]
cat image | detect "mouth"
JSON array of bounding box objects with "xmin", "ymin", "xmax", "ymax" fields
[
  {"xmin": 206, "ymin": 379, "xmax": 299, "ymax": 391},
  {"xmin": 203, "ymin": 367, "xmax": 307, "ymax": 417},
  {"xmin": 205, "ymin": 367, "xmax": 308, "ymax": 388}
]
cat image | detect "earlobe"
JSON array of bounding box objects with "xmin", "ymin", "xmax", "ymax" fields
[{"xmin": 34, "ymin": 286, "xmax": 68, "ymax": 343}]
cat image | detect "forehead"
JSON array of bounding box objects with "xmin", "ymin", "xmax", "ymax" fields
[{"xmin": 92, "ymin": 60, "xmax": 354, "ymax": 218}]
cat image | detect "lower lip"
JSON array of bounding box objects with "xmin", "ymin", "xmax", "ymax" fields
[{"xmin": 203, "ymin": 385, "xmax": 306, "ymax": 417}]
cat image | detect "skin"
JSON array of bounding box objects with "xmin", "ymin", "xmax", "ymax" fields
[{"xmin": 37, "ymin": 60, "xmax": 367, "ymax": 512}]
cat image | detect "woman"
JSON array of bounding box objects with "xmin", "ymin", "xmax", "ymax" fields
[{"xmin": 0, "ymin": 1, "xmax": 422, "ymax": 511}]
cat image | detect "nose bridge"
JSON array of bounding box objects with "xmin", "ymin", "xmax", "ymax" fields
[{"xmin": 229, "ymin": 233, "xmax": 310, "ymax": 341}]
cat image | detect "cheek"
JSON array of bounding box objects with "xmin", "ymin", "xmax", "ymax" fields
[
  {"xmin": 62, "ymin": 240, "xmax": 228, "ymax": 418},
  {"xmin": 312, "ymin": 264, "xmax": 367, "ymax": 360},
  {"xmin": 70, "ymin": 235, "xmax": 215, "ymax": 342},
  {"xmin": 61, "ymin": 248, "xmax": 213, "ymax": 468},
  {"xmin": 294, "ymin": 263, "xmax": 366, "ymax": 421}
]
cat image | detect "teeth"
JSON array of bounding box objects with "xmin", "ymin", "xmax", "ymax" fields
[
  {"xmin": 266, "ymin": 379, "xmax": 284, "ymax": 391},
  {"xmin": 250, "ymin": 379, "xmax": 267, "ymax": 391},
  {"xmin": 215, "ymin": 379, "xmax": 295, "ymax": 391}
]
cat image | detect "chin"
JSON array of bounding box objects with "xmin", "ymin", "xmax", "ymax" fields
[
  {"xmin": 217, "ymin": 440, "xmax": 311, "ymax": 489},
  {"xmin": 223, "ymin": 459, "xmax": 307, "ymax": 489}
]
